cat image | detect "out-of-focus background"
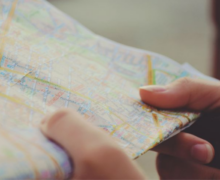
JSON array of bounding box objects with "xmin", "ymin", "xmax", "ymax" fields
[{"xmin": 50, "ymin": 0, "xmax": 213, "ymax": 179}]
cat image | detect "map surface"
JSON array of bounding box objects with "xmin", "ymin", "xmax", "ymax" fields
[{"xmin": 0, "ymin": 0, "xmax": 204, "ymax": 179}]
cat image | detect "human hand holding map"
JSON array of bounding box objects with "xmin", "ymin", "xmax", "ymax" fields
[{"xmin": 0, "ymin": 0, "xmax": 218, "ymax": 179}]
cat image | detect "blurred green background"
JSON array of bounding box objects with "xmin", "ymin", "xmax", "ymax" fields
[{"xmin": 50, "ymin": 0, "xmax": 213, "ymax": 179}]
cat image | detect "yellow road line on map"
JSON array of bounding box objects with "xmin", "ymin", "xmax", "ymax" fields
[
  {"xmin": 25, "ymin": 73, "xmax": 94, "ymax": 101},
  {"xmin": 110, "ymin": 122, "xmax": 126, "ymax": 136},
  {"xmin": 156, "ymin": 111, "xmax": 188, "ymax": 127},
  {"xmin": 134, "ymin": 113, "xmax": 164, "ymax": 160},
  {"xmin": 119, "ymin": 92, "xmax": 188, "ymax": 127},
  {"xmin": 16, "ymin": 134, "xmax": 64, "ymax": 179},
  {"xmin": 147, "ymin": 55, "xmax": 154, "ymax": 85},
  {"xmin": 0, "ymin": 66, "xmax": 92, "ymax": 102},
  {"xmin": 0, "ymin": 67, "xmax": 26, "ymax": 75},
  {"xmin": 0, "ymin": 66, "xmax": 188, "ymax": 138},
  {"xmin": 0, "ymin": 0, "xmax": 18, "ymax": 64},
  {"xmin": 135, "ymin": 111, "xmax": 192, "ymax": 159},
  {"xmin": 0, "ymin": 128, "xmax": 39, "ymax": 178},
  {"xmin": 110, "ymin": 113, "xmax": 148, "ymax": 136},
  {"xmin": 0, "ymin": 92, "xmax": 44, "ymax": 114},
  {"xmin": 152, "ymin": 113, "xmax": 163, "ymax": 141},
  {"xmin": 1, "ymin": 66, "xmax": 188, "ymax": 123}
]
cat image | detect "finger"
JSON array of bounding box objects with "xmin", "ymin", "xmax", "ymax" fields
[
  {"xmin": 40, "ymin": 108, "xmax": 145, "ymax": 179},
  {"xmin": 139, "ymin": 77, "xmax": 220, "ymax": 111},
  {"xmin": 156, "ymin": 154, "xmax": 220, "ymax": 179},
  {"xmin": 152, "ymin": 132, "xmax": 214, "ymax": 164},
  {"xmin": 40, "ymin": 109, "xmax": 117, "ymax": 161}
]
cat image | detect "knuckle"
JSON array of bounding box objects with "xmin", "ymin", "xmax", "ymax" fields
[
  {"xmin": 211, "ymin": 171, "xmax": 220, "ymax": 180},
  {"xmin": 175, "ymin": 77, "xmax": 194, "ymax": 101},
  {"xmin": 176, "ymin": 77, "xmax": 192, "ymax": 87},
  {"xmin": 46, "ymin": 108, "xmax": 71, "ymax": 131}
]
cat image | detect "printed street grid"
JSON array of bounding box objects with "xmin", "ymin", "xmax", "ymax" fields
[{"xmin": 0, "ymin": 0, "xmax": 199, "ymax": 179}]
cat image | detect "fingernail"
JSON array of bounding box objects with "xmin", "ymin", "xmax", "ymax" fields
[
  {"xmin": 191, "ymin": 144, "xmax": 214, "ymax": 163},
  {"xmin": 139, "ymin": 85, "xmax": 167, "ymax": 92}
]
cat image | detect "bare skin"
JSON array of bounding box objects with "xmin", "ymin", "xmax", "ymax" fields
[
  {"xmin": 40, "ymin": 109, "xmax": 146, "ymax": 179},
  {"xmin": 140, "ymin": 77, "xmax": 220, "ymax": 179},
  {"xmin": 41, "ymin": 77, "xmax": 220, "ymax": 179}
]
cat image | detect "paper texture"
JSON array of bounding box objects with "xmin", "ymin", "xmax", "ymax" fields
[{"xmin": 0, "ymin": 0, "xmax": 210, "ymax": 179}]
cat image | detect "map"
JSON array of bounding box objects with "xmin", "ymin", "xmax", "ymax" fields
[{"xmin": 0, "ymin": 0, "xmax": 207, "ymax": 179}]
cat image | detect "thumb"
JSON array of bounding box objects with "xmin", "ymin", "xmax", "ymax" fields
[
  {"xmin": 139, "ymin": 78, "xmax": 220, "ymax": 111},
  {"xmin": 40, "ymin": 109, "xmax": 145, "ymax": 179}
]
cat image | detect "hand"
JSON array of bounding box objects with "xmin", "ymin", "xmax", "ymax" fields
[
  {"xmin": 40, "ymin": 109, "xmax": 146, "ymax": 179},
  {"xmin": 139, "ymin": 77, "xmax": 220, "ymax": 179}
]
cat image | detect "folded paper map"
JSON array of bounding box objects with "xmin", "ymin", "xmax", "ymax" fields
[{"xmin": 0, "ymin": 0, "xmax": 215, "ymax": 179}]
